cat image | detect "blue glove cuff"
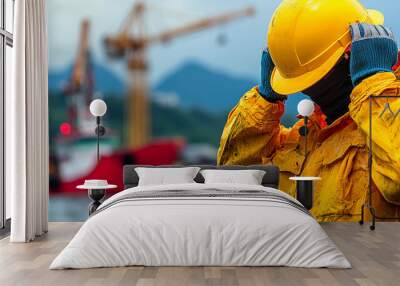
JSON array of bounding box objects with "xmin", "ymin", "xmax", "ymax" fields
[
  {"xmin": 259, "ymin": 50, "xmax": 287, "ymax": 103},
  {"xmin": 350, "ymin": 38, "xmax": 398, "ymax": 85},
  {"xmin": 258, "ymin": 85, "xmax": 286, "ymax": 103},
  {"xmin": 349, "ymin": 23, "xmax": 398, "ymax": 86}
]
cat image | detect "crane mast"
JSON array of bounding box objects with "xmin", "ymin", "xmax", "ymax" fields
[
  {"xmin": 65, "ymin": 19, "xmax": 94, "ymax": 134},
  {"xmin": 104, "ymin": 2, "xmax": 255, "ymax": 148}
]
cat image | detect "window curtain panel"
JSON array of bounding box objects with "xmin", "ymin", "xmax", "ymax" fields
[{"xmin": 8, "ymin": 0, "xmax": 49, "ymax": 242}]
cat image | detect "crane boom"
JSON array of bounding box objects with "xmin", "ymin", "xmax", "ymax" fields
[
  {"xmin": 104, "ymin": 2, "xmax": 256, "ymax": 148},
  {"xmin": 146, "ymin": 7, "xmax": 255, "ymax": 45}
]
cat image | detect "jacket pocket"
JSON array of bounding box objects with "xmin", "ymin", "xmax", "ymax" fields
[
  {"xmin": 272, "ymin": 145, "xmax": 305, "ymax": 176},
  {"xmin": 321, "ymin": 126, "xmax": 366, "ymax": 166}
]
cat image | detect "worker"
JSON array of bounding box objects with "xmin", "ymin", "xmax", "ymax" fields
[{"xmin": 217, "ymin": 0, "xmax": 400, "ymax": 222}]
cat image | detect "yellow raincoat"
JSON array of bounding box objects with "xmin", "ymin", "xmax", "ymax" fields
[{"xmin": 217, "ymin": 69, "xmax": 400, "ymax": 221}]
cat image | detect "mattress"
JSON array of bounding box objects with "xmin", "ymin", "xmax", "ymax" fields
[{"xmin": 50, "ymin": 183, "xmax": 351, "ymax": 269}]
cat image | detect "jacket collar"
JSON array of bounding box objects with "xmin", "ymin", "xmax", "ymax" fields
[{"xmin": 317, "ymin": 112, "xmax": 353, "ymax": 142}]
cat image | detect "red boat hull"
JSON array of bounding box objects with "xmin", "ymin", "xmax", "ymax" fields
[{"xmin": 51, "ymin": 139, "xmax": 185, "ymax": 194}]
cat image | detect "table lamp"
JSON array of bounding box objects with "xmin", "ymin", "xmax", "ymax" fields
[
  {"xmin": 297, "ymin": 99, "xmax": 315, "ymax": 156},
  {"xmin": 89, "ymin": 99, "xmax": 107, "ymax": 162},
  {"xmin": 292, "ymin": 99, "xmax": 318, "ymax": 210}
]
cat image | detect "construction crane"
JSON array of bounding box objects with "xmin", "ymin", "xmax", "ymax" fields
[
  {"xmin": 104, "ymin": 2, "xmax": 255, "ymax": 148},
  {"xmin": 64, "ymin": 19, "xmax": 94, "ymax": 134}
]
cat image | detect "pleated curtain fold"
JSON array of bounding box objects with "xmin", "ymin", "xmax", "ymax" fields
[{"xmin": 8, "ymin": 0, "xmax": 49, "ymax": 242}]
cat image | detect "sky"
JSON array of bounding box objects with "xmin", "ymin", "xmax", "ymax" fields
[{"xmin": 47, "ymin": 0, "xmax": 400, "ymax": 86}]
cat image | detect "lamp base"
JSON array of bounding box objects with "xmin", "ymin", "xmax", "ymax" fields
[
  {"xmin": 296, "ymin": 180, "xmax": 314, "ymax": 210},
  {"xmin": 88, "ymin": 189, "xmax": 106, "ymax": 215}
]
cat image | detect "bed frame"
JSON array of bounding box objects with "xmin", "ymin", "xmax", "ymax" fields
[{"xmin": 123, "ymin": 165, "xmax": 280, "ymax": 189}]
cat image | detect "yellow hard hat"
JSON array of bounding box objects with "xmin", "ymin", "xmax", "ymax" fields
[{"xmin": 268, "ymin": 0, "xmax": 384, "ymax": 95}]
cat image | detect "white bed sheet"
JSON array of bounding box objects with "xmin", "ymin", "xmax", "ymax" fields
[{"xmin": 50, "ymin": 183, "xmax": 351, "ymax": 269}]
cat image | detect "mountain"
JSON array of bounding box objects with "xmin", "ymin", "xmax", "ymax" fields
[
  {"xmin": 151, "ymin": 103, "xmax": 227, "ymax": 147},
  {"xmin": 48, "ymin": 60, "xmax": 304, "ymax": 127},
  {"xmin": 154, "ymin": 60, "xmax": 306, "ymax": 125},
  {"xmin": 154, "ymin": 61, "xmax": 257, "ymax": 113},
  {"xmin": 48, "ymin": 63, "xmax": 125, "ymax": 95}
]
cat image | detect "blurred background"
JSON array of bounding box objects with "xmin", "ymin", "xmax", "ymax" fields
[{"xmin": 47, "ymin": 0, "xmax": 400, "ymax": 221}]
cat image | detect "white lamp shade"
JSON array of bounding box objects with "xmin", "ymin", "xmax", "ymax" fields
[
  {"xmin": 297, "ymin": 99, "xmax": 315, "ymax": 117},
  {"xmin": 89, "ymin": 99, "xmax": 107, "ymax": 117}
]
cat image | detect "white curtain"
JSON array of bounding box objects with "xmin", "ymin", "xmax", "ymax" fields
[{"xmin": 8, "ymin": 0, "xmax": 49, "ymax": 242}]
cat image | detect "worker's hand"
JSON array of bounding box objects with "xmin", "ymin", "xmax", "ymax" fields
[
  {"xmin": 349, "ymin": 23, "xmax": 398, "ymax": 86},
  {"xmin": 259, "ymin": 49, "xmax": 287, "ymax": 103}
]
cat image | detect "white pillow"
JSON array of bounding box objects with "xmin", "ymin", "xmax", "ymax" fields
[
  {"xmin": 200, "ymin": 169, "xmax": 266, "ymax": 185},
  {"xmin": 135, "ymin": 167, "xmax": 201, "ymax": 186}
]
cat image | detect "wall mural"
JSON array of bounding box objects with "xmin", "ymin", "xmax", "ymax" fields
[{"xmin": 48, "ymin": 0, "xmax": 400, "ymax": 222}]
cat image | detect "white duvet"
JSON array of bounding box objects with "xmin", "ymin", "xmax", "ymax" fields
[{"xmin": 50, "ymin": 183, "xmax": 351, "ymax": 269}]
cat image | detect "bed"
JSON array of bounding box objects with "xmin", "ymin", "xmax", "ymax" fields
[{"xmin": 50, "ymin": 165, "xmax": 350, "ymax": 269}]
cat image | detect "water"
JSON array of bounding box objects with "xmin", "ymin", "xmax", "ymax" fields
[{"xmin": 49, "ymin": 196, "xmax": 91, "ymax": 221}]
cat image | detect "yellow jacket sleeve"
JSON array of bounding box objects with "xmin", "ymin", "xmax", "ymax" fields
[
  {"xmin": 217, "ymin": 87, "xmax": 290, "ymax": 165},
  {"xmin": 349, "ymin": 71, "xmax": 400, "ymax": 204}
]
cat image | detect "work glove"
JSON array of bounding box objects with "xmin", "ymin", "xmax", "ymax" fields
[
  {"xmin": 350, "ymin": 23, "xmax": 398, "ymax": 86},
  {"xmin": 259, "ymin": 49, "xmax": 287, "ymax": 103}
]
